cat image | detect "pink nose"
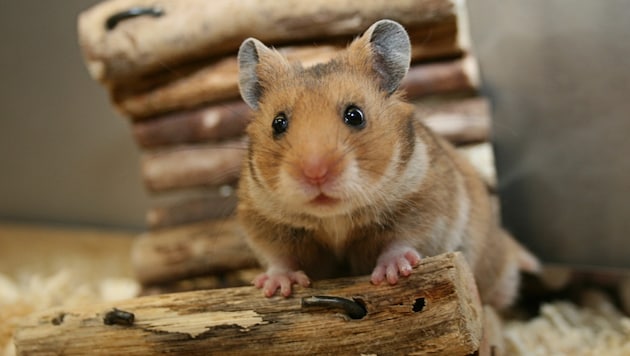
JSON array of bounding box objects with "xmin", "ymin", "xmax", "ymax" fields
[{"xmin": 301, "ymin": 157, "xmax": 330, "ymax": 186}]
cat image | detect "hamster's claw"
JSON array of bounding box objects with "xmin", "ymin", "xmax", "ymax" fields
[
  {"xmin": 371, "ymin": 246, "xmax": 421, "ymax": 285},
  {"xmin": 253, "ymin": 270, "xmax": 310, "ymax": 297}
]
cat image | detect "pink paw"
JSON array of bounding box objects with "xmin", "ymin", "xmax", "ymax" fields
[
  {"xmin": 371, "ymin": 245, "xmax": 421, "ymax": 285},
  {"xmin": 253, "ymin": 269, "xmax": 311, "ymax": 297}
]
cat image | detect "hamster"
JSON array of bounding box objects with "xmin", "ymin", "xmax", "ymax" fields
[{"xmin": 236, "ymin": 19, "xmax": 539, "ymax": 309}]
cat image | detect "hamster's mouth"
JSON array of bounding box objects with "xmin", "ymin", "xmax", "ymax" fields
[{"xmin": 309, "ymin": 193, "xmax": 340, "ymax": 206}]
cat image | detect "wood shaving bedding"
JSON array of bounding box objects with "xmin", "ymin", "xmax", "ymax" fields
[
  {"xmin": 0, "ymin": 270, "xmax": 139, "ymax": 356},
  {"xmin": 504, "ymin": 300, "xmax": 630, "ymax": 355}
]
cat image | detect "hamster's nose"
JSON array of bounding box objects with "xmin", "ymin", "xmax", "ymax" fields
[{"xmin": 301, "ymin": 156, "xmax": 331, "ymax": 186}]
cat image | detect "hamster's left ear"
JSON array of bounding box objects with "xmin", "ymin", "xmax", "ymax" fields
[{"xmin": 353, "ymin": 20, "xmax": 411, "ymax": 95}]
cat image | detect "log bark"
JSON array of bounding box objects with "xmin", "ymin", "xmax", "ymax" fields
[
  {"xmin": 131, "ymin": 218, "xmax": 259, "ymax": 285},
  {"xmin": 140, "ymin": 134, "xmax": 494, "ymax": 194},
  {"xmin": 132, "ymin": 95, "xmax": 488, "ymax": 150},
  {"xmin": 147, "ymin": 190, "xmax": 237, "ymax": 229},
  {"xmin": 114, "ymin": 53, "xmax": 478, "ymax": 120},
  {"xmin": 141, "ymin": 139, "xmax": 246, "ymax": 192},
  {"xmin": 133, "ymin": 100, "xmax": 251, "ymax": 149},
  {"xmin": 16, "ymin": 252, "xmax": 483, "ymax": 356},
  {"xmin": 417, "ymin": 95, "xmax": 490, "ymax": 145},
  {"xmin": 78, "ymin": 0, "xmax": 466, "ymax": 84}
]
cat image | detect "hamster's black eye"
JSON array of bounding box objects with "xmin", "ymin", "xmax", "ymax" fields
[
  {"xmin": 272, "ymin": 113, "xmax": 288, "ymax": 136},
  {"xmin": 343, "ymin": 105, "xmax": 365, "ymax": 129}
]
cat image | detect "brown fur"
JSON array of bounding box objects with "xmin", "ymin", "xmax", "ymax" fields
[{"xmin": 237, "ymin": 21, "xmax": 538, "ymax": 308}]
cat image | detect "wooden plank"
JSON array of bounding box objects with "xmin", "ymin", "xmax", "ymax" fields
[{"xmin": 15, "ymin": 252, "xmax": 482, "ymax": 356}]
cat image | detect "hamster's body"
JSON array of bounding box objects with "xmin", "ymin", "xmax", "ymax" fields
[{"xmin": 237, "ymin": 20, "xmax": 537, "ymax": 309}]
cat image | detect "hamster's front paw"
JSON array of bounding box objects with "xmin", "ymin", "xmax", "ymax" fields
[
  {"xmin": 253, "ymin": 268, "xmax": 311, "ymax": 297},
  {"xmin": 371, "ymin": 243, "xmax": 422, "ymax": 285}
]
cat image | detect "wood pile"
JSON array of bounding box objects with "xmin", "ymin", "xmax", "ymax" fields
[{"xmin": 78, "ymin": 0, "xmax": 498, "ymax": 295}]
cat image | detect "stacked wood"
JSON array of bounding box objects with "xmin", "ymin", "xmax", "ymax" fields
[
  {"xmin": 16, "ymin": 252, "xmax": 493, "ymax": 356},
  {"xmin": 78, "ymin": 0, "xmax": 500, "ymax": 293}
]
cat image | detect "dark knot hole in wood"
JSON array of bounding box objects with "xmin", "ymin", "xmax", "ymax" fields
[
  {"xmin": 301, "ymin": 295, "xmax": 367, "ymax": 319},
  {"xmin": 413, "ymin": 297, "xmax": 426, "ymax": 312}
]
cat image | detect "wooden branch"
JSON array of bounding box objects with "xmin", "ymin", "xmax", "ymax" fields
[
  {"xmin": 147, "ymin": 190, "xmax": 237, "ymax": 229},
  {"xmin": 78, "ymin": 0, "xmax": 463, "ymax": 84},
  {"xmin": 403, "ymin": 56, "xmax": 479, "ymax": 99},
  {"xmin": 131, "ymin": 95, "xmax": 489, "ymax": 151},
  {"xmin": 133, "ymin": 100, "xmax": 251, "ymax": 149},
  {"xmin": 141, "ymin": 139, "xmax": 246, "ymax": 192},
  {"xmin": 131, "ymin": 218, "xmax": 259, "ymax": 285},
  {"xmin": 139, "ymin": 133, "xmax": 494, "ymax": 195},
  {"xmin": 16, "ymin": 252, "xmax": 482, "ymax": 356},
  {"xmin": 417, "ymin": 96, "xmax": 491, "ymax": 145},
  {"xmin": 113, "ymin": 53, "xmax": 478, "ymax": 120},
  {"xmin": 457, "ymin": 142, "xmax": 497, "ymax": 191}
]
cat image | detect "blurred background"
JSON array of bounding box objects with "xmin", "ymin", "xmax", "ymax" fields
[
  {"xmin": 1, "ymin": 0, "xmax": 629, "ymax": 269},
  {"xmin": 0, "ymin": 0, "xmax": 149, "ymax": 230}
]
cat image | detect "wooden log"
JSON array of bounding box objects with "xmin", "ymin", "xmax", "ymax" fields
[
  {"xmin": 131, "ymin": 218, "xmax": 259, "ymax": 285},
  {"xmin": 457, "ymin": 142, "xmax": 497, "ymax": 191},
  {"xmin": 15, "ymin": 252, "xmax": 483, "ymax": 356},
  {"xmin": 132, "ymin": 95, "xmax": 489, "ymax": 150},
  {"xmin": 141, "ymin": 139, "xmax": 246, "ymax": 192},
  {"xmin": 417, "ymin": 95, "xmax": 490, "ymax": 145},
  {"xmin": 404, "ymin": 56, "xmax": 479, "ymax": 99},
  {"xmin": 133, "ymin": 100, "xmax": 251, "ymax": 149},
  {"xmin": 140, "ymin": 135, "xmax": 495, "ymax": 194},
  {"xmin": 78, "ymin": 0, "xmax": 467, "ymax": 84},
  {"xmin": 113, "ymin": 53, "xmax": 478, "ymax": 120},
  {"xmin": 146, "ymin": 187, "xmax": 237, "ymax": 229},
  {"xmin": 140, "ymin": 269, "xmax": 263, "ymax": 296}
]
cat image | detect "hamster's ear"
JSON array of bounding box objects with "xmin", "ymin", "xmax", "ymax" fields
[
  {"xmin": 237, "ymin": 38, "xmax": 290, "ymax": 110},
  {"xmin": 355, "ymin": 20, "xmax": 411, "ymax": 95},
  {"xmin": 238, "ymin": 38, "xmax": 265, "ymax": 110}
]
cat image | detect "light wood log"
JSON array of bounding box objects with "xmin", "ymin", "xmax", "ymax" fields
[
  {"xmin": 141, "ymin": 139, "xmax": 246, "ymax": 192},
  {"xmin": 457, "ymin": 142, "xmax": 497, "ymax": 191},
  {"xmin": 417, "ymin": 95, "xmax": 490, "ymax": 145},
  {"xmin": 16, "ymin": 252, "xmax": 483, "ymax": 356},
  {"xmin": 78, "ymin": 0, "xmax": 466, "ymax": 84},
  {"xmin": 131, "ymin": 218, "xmax": 258, "ymax": 285},
  {"xmin": 133, "ymin": 100, "xmax": 251, "ymax": 149}
]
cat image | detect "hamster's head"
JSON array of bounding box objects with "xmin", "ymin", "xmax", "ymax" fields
[{"xmin": 237, "ymin": 20, "xmax": 416, "ymax": 218}]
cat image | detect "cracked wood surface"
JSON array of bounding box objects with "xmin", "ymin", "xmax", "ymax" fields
[{"xmin": 15, "ymin": 252, "xmax": 482, "ymax": 355}]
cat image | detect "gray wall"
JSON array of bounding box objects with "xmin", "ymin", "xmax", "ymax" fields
[
  {"xmin": 0, "ymin": 1, "xmax": 149, "ymax": 229},
  {"xmin": 468, "ymin": 0, "xmax": 630, "ymax": 268}
]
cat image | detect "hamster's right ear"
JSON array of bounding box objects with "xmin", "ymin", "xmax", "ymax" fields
[{"xmin": 237, "ymin": 38, "xmax": 290, "ymax": 110}]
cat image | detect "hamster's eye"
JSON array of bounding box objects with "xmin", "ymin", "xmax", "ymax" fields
[
  {"xmin": 343, "ymin": 105, "xmax": 365, "ymax": 129},
  {"xmin": 272, "ymin": 113, "xmax": 289, "ymax": 136}
]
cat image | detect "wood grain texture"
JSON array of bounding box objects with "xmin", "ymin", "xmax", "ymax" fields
[
  {"xmin": 78, "ymin": 0, "xmax": 462, "ymax": 83},
  {"xmin": 131, "ymin": 218, "xmax": 258, "ymax": 285},
  {"xmin": 141, "ymin": 139, "xmax": 246, "ymax": 192},
  {"xmin": 16, "ymin": 252, "xmax": 482, "ymax": 355}
]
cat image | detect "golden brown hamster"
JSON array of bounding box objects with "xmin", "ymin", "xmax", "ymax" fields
[{"xmin": 236, "ymin": 19, "xmax": 538, "ymax": 309}]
